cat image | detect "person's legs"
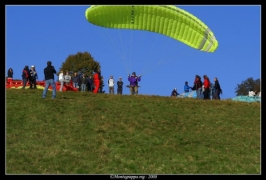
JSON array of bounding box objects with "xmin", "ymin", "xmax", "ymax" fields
[
  {"xmin": 212, "ymin": 92, "xmax": 216, "ymax": 99},
  {"xmin": 196, "ymin": 89, "xmax": 201, "ymax": 99},
  {"xmin": 111, "ymin": 87, "xmax": 114, "ymax": 94},
  {"xmin": 204, "ymin": 88, "xmax": 210, "ymax": 99},
  {"xmin": 22, "ymin": 79, "xmax": 27, "ymax": 89},
  {"xmin": 83, "ymin": 84, "xmax": 86, "ymax": 92},
  {"xmin": 30, "ymin": 79, "xmax": 33, "ymax": 89},
  {"xmin": 199, "ymin": 88, "xmax": 203, "ymax": 99},
  {"xmin": 93, "ymin": 81, "xmax": 99, "ymax": 93},
  {"xmin": 60, "ymin": 80, "xmax": 64, "ymax": 91},
  {"xmin": 134, "ymin": 86, "xmax": 138, "ymax": 95},
  {"xmin": 51, "ymin": 79, "xmax": 56, "ymax": 98},
  {"xmin": 130, "ymin": 86, "xmax": 133, "ymax": 95},
  {"xmin": 73, "ymin": 82, "xmax": 77, "ymax": 88},
  {"xmin": 33, "ymin": 79, "xmax": 37, "ymax": 89},
  {"xmin": 118, "ymin": 88, "xmax": 122, "ymax": 95},
  {"xmin": 42, "ymin": 80, "xmax": 50, "ymax": 98},
  {"xmin": 213, "ymin": 90, "xmax": 217, "ymax": 99},
  {"xmin": 87, "ymin": 84, "xmax": 90, "ymax": 92},
  {"xmin": 216, "ymin": 89, "xmax": 220, "ymax": 100}
]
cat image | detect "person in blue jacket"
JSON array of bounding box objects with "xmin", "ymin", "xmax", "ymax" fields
[
  {"xmin": 128, "ymin": 72, "xmax": 141, "ymax": 95},
  {"xmin": 184, "ymin": 81, "xmax": 192, "ymax": 93}
]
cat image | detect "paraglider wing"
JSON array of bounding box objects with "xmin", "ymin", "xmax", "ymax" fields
[{"xmin": 85, "ymin": 5, "xmax": 218, "ymax": 52}]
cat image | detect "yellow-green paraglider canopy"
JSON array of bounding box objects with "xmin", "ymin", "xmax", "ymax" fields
[{"xmin": 85, "ymin": 5, "xmax": 218, "ymax": 53}]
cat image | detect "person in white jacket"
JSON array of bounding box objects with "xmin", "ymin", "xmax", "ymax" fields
[
  {"xmin": 248, "ymin": 89, "xmax": 256, "ymax": 97},
  {"xmin": 108, "ymin": 75, "xmax": 115, "ymax": 94},
  {"xmin": 59, "ymin": 71, "xmax": 64, "ymax": 91}
]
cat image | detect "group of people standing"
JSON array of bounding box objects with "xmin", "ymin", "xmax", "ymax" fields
[
  {"xmin": 42, "ymin": 61, "xmax": 99, "ymax": 98},
  {"xmin": 171, "ymin": 74, "xmax": 222, "ymax": 100},
  {"xmin": 19, "ymin": 65, "xmax": 38, "ymax": 89},
  {"xmin": 56, "ymin": 70, "xmax": 102, "ymax": 93},
  {"xmin": 43, "ymin": 69, "xmax": 142, "ymax": 96},
  {"xmin": 7, "ymin": 66, "xmax": 38, "ymax": 90},
  {"xmin": 58, "ymin": 71, "xmax": 71, "ymax": 91},
  {"xmin": 8, "ymin": 63, "xmax": 223, "ymax": 100},
  {"xmin": 107, "ymin": 72, "xmax": 141, "ymax": 95},
  {"xmin": 193, "ymin": 75, "xmax": 222, "ymax": 100}
]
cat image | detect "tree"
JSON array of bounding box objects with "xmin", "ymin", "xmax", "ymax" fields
[
  {"xmin": 59, "ymin": 51, "xmax": 105, "ymax": 90},
  {"xmin": 235, "ymin": 77, "xmax": 260, "ymax": 96},
  {"xmin": 60, "ymin": 51, "xmax": 99, "ymax": 76}
]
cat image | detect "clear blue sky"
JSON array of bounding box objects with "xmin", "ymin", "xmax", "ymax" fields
[{"xmin": 6, "ymin": 5, "xmax": 261, "ymax": 99}]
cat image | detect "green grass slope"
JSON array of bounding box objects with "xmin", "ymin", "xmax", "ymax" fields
[{"xmin": 6, "ymin": 89, "xmax": 261, "ymax": 174}]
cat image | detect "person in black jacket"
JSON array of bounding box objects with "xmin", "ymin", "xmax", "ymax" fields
[
  {"xmin": 213, "ymin": 77, "xmax": 222, "ymax": 100},
  {"xmin": 29, "ymin": 65, "xmax": 38, "ymax": 89},
  {"xmin": 42, "ymin": 61, "xmax": 57, "ymax": 99},
  {"xmin": 72, "ymin": 72, "xmax": 80, "ymax": 89},
  {"xmin": 171, "ymin": 88, "xmax": 179, "ymax": 97},
  {"xmin": 117, "ymin": 77, "xmax": 123, "ymax": 95},
  {"xmin": 87, "ymin": 75, "xmax": 93, "ymax": 92},
  {"xmin": 7, "ymin": 68, "xmax": 13, "ymax": 78}
]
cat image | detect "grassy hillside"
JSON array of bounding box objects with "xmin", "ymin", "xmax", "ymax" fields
[{"xmin": 6, "ymin": 89, "xmax": 261, "ymax": 174}]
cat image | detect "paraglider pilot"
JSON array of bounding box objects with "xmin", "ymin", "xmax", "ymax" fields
[{"xmin": 128, "ymin": 72, "xmax": 141, "ymax": 95}]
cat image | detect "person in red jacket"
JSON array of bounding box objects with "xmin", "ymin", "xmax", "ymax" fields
[
  {"xmin": 203, "ymin": 75, "xmax": 211, "ymax": 99},
  {"xmin": 93, "ymin": 69, "xmax": 100, "ymax": 94}
]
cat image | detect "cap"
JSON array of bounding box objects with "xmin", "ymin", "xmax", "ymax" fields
[
  {"xmin": 174, "ymin": 88, "xmax": 177, "ymax": 90},
  {"xmin": 31, "ymin": 65, "xmax": 35, "ymax": 68},
  {"xmin": 119, "ymin": 77, "xmax": 122, "ymax": 79}
]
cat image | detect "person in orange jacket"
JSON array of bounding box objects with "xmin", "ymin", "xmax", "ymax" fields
[
  {"xmin": 93, "ymin": 69, "xmax": 101, "ymax": 94},
  {"xmin": 203, "ymin": 75, "xmax": 211, "ymax": 99}
]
